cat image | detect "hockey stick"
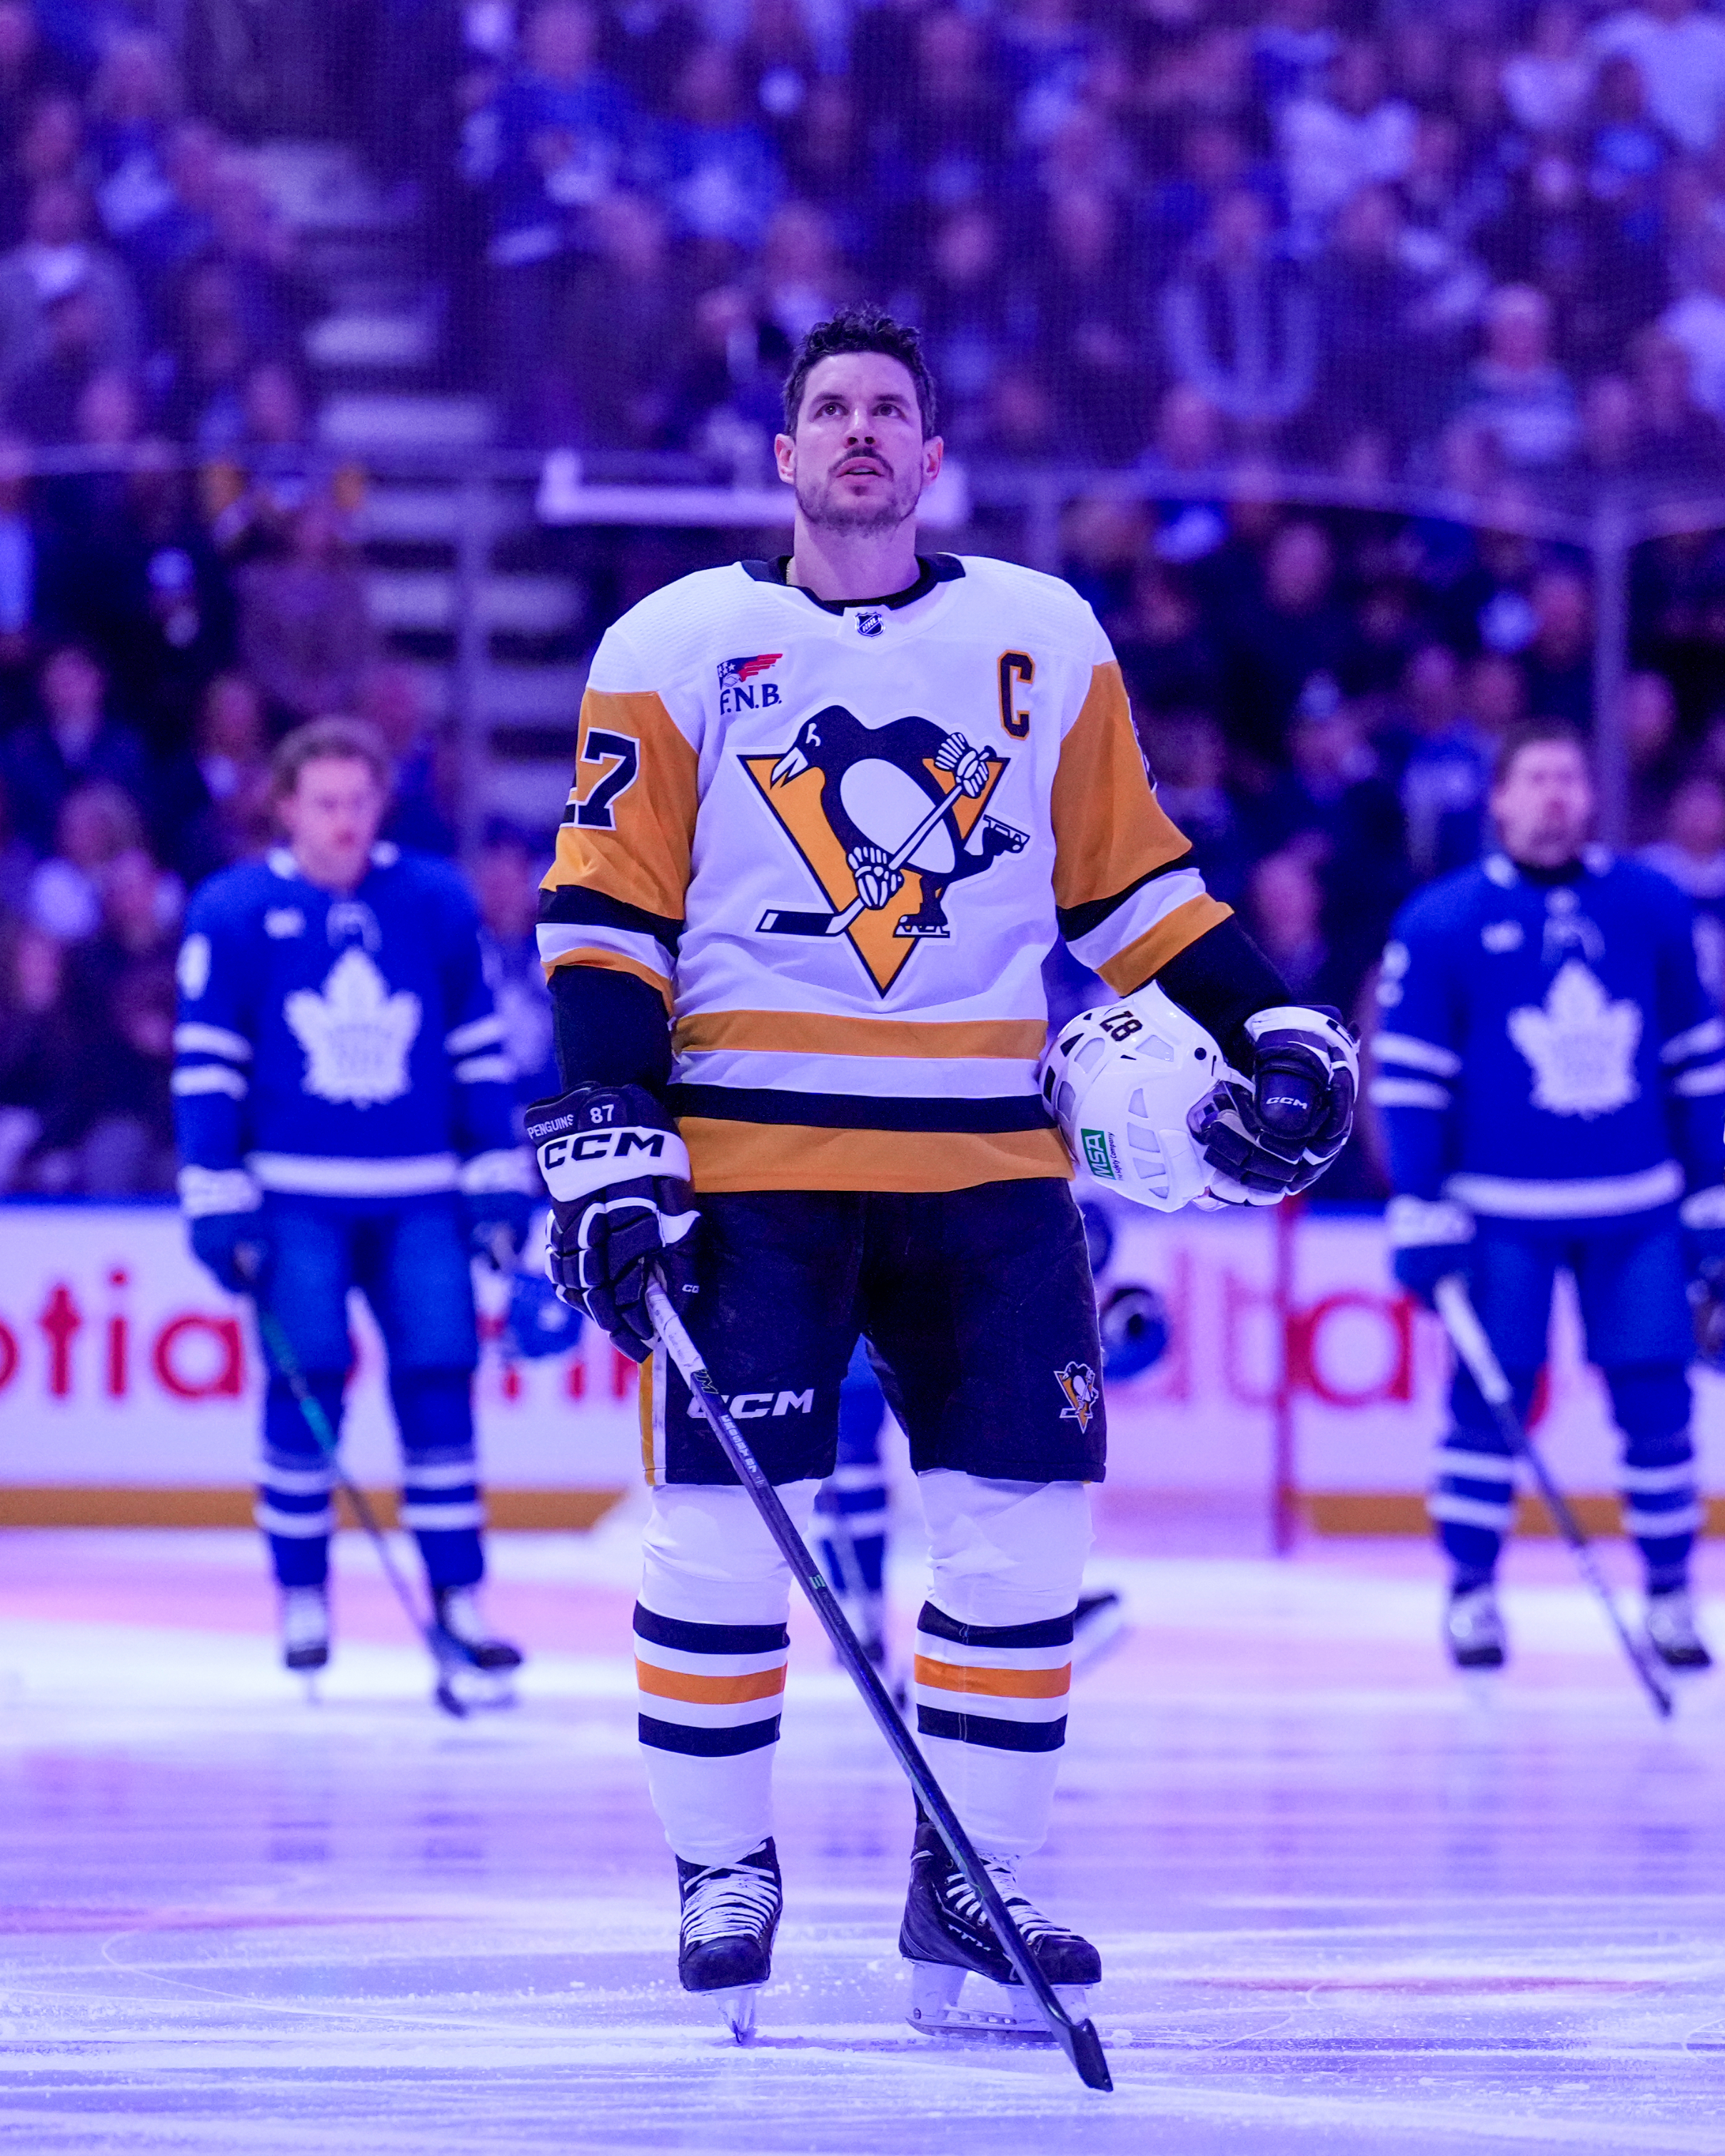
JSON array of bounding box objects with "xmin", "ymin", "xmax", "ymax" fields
[
  {"xmin": 238, "ymin": 1254, "xmax": 472, "ymax": 1721},
  {"xmin": 1434, "ymin": 1274, "xmax": 1674, "ymax": 1721},
  {"xmin": 757, "ymin": 782, "xmax": 960, "ymax": 938},
  {"xmin": 643, "ymin": 1276, "xmax": 1113, "ymax": 2092}
]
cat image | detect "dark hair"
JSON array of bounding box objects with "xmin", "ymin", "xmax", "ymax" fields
[
  {"xmin": 781, "ymin": 304, "xmax": 938, "ymax": 438},
  {"xmin": 1492, "ymin": 717, "xmax": 1589, "ymax": 789},
  {"xmin": 270, "ymin": 715, "xmax": 393, "ymax": 800}
]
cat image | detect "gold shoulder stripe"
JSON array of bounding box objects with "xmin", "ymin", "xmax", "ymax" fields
[
  {"xmin": 673, "ymin": 1010, "xmax": 1049, "ymax": 1061},
  {"xmin": 542, "ymin": 687, "xmax": 697, "ymax": 927},
  {"xmin": 1052, "ymin": 661, "xmax": 1194, "ymax": 912},
  {"xmin": 1097, "ymin": 894, "xmax": 1233, "ymax": 996}
]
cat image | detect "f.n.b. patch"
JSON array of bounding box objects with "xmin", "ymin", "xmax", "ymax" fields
[{"xmin": 718, "ymin": 653, "xmax": 783, "ymax": 715}]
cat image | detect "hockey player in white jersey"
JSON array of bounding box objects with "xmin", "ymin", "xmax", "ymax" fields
[
  {"xmin": 1373, "ymin": 722, "xmax": 1725, "ymax": 1673},
  {"xmin": 528, "ymin": 308, "xmax": 1356, "ymax": 2036},
  {"xmin": 173, "ymin": 718, "xmax": 535, "ymax": 1681}
]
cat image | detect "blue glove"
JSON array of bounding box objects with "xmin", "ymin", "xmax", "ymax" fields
[
  {"xmin": 1387, "ymin": 1195, "xmax": 1474, "ymax": 1309},
  {"xmin": 466, "ymin": 1187, "xmax": 533, "ymax": 1270},
  {"xmin": 189, "ymin": 1209, "xmax": 271, "ymax": 1295},
  {"xmin": 527, "ymin": 1082, "xmax": 700, "ymax": 1364}
]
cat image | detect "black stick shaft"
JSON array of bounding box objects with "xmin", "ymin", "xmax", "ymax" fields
[
  {"xmin": 1434, "ymin": 1276, "xmax": 1673, "ymax": 1721},
  {"xmin": 644, "ymin": 1279, "xmax": 1112, "ymax": 2092}
]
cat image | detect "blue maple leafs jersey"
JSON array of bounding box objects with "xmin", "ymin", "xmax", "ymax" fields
[
  {"xmin": 172, "ymin": 843, "xmax": 524, "ymax": 1216},
  {"xmin": 1371, "ymin": 850, "xmax": 1725, "ymax": 1221}
]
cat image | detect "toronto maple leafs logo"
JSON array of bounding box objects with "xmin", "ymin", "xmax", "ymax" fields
[
  {"xmin": 742, "ymin": 704, "xmax": 1029, "ymax": 995},
  {"xmin": 284, "ymin": 947, "xmax": 421, "ymax": 1107},
  {"xmin": 1055, "ymin": 1361, "xmax": 1101, "ymax": 1433},
  {"xmin": 1507, "ymin": 959, "xmax": 1641, "ymax": 1119}
]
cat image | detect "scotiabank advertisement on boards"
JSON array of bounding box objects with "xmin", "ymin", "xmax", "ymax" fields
[{"xmin": 0, "ymin": 1203, "xmax": 1719, "ymax": 1508}]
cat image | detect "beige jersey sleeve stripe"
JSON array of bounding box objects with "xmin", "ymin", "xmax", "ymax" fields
[
  {"xmin": 543, "ymin": 687, "xmax": 697, "ymax": 925},
  {"xmin": 1051, "ymin": 660, "xmax": 1195, "ymax": 912},
  {"xmin": 673, "ymin": 1010, "xmax": 1050, "ymax": 1060},
  {"xmin": 543, "ymin": 943, "xmax": 673, "ymax": 1009},
  {"xmin": 1096, "ymin": 892, "xmax": 1234, "ymax": 997}
]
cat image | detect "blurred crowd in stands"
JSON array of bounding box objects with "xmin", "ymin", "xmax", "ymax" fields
[{"xmin": 10, "ymin": 0, "xmax": 1725, "ymax": 1199}]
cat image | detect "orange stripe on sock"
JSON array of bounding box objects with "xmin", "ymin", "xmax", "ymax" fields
[
  {"xmin": 912, "ymin": 1656, "xmax": 1072, "ymax": 1699},
  {"xmin": 635, "ymin": 1659, "xmax": 788, "ymax": 1705}
]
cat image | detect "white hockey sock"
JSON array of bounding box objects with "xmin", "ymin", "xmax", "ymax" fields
[
  {"xmin": 912, "ymin": 1471, "xmax": 1093, "ymax": 1860},
  {"xmin": 635, "ymin": 1479, "xmax": 819, "ymax": 1868}
]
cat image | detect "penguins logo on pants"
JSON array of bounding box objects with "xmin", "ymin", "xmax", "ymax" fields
[{"xmin": 744, "ymin": 705, "xmax": 1029, "ymax": 995}]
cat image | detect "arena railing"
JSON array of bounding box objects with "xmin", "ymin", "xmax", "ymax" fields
[{"xmin": 21, "ymin": 443, "xmax": 1725, "ymax": 856}]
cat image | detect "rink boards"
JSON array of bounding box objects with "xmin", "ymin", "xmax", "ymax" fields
[{"xmin": 0, "ymin": 1200, "xmax": 1722, "ymax": 1527}]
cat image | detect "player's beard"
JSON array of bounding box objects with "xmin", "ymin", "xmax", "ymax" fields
[{"xmin": 794, "ymin": 459, "xmax": 921, "ymax": 537}]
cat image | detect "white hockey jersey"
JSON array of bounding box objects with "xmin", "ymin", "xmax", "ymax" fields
[{"xmin": 539, "ymin": 553, "xmax": 1231, "ymax": 1194}]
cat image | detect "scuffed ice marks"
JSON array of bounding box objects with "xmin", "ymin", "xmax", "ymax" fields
[{"xmin": 0, "ymin": 1531, "xmax": 1724, "ymax": 2150}]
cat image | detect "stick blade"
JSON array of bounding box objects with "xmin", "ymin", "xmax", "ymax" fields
[
  {"xmin": 756, "ymin": 907, "xmax": 838, "ymax": 937},
  {"xmin": 1062, "ymin": 2015, "xmax": 1114, "ymax": 2091}
]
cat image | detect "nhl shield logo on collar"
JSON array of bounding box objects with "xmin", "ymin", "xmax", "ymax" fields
[
  {"xmin": 855, "ymin": 609, "xmax": 885, "ymax": 637},
  {"xmin": 1055, "ymin": 1361, "xmax": 1100, "ymax": 1433}
]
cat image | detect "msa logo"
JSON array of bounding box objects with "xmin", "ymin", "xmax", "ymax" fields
[
  {"xmin": 1081, "ymin": 1128, "xmax": 1119, "ymax": 1180},
  {"xmin": 538, "ymin": 1127, "xmax": 667, "ymax": 1172},
  {"xmin": 718, "ymin": 653, "xmax": 783, "ymax": 715},
  {"xmin": 689, "ymin": 1387, "xmax": 814, "ymax": 1421}
]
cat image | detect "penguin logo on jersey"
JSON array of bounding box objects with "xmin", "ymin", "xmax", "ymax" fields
[
  {"xmin": 742, "ymin": 704, "xmax": 1030, "ymax": 995},
  {"xmin": 1054, "ymin": 1361, "xmax": 1101, "ymax": 1433}
]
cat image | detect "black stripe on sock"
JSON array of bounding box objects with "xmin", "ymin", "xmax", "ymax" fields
[
  {"xmin": 915, "ymin": 1601, "xmax": 1075, "ymax": 1651},
  {"xmin": 916, "ymin": 1706, "xmax": 1067, "ymax": 1753},
  {"xmin": 638, "ymin": 1712, "xmax": 782, "ymax": 1756},
  {"xmin": 633, "ymin": 1603, "xmax": 790, "ymax": 1656}
]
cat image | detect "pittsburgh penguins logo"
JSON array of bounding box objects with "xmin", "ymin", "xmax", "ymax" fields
[
  {"xmin": 743, "ymin": 705, "xmax": 1029, "ymax": 995},
  {"xmin": 1055, "ymin": 1361, "xmax": 1100, "ymax": 1433}
]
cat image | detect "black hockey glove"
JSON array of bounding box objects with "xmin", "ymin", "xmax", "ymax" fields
[
  {"xmin": 1189, "ymin": 1004, "xmax": 1359, "ymax": 1205},
  {"xmin": 525, "ymin": 1082, "xmax": 699, "ymax": 1364}
]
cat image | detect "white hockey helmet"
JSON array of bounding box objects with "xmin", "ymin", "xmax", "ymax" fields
[{"xmin": 1037, "ymin": 983, "xmax": 1235, "ymax": 1212}]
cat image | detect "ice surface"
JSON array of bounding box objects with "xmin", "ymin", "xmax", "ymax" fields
[{"xmin": 2, "ymin": 1521, "xmax": 1725, "ymax": 2153}]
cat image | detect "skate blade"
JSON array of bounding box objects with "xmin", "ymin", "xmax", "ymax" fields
[
  {"xmin": 905, "ymin": 1961, "xmax": 1090, "ymax": 2042},
  {"xmin": 441, "ymin": 1663, "xmax": 516, "ymax": 1711},
  {"xmin": 297, "ymin": 1673, "xmax": 321, "ymax": 1706},
  {"xmin": 708, "ymin": 1985, "xmax": 760, "ymax": 2042}
]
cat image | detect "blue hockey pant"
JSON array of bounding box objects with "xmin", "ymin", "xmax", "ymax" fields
[
  {"xmin": 816, "ymin": 1338, "xmax": 891, "ymax": 1603},
  {"xmin": 1429, "ymin": 1214, "xmax": 1700, "ymax": 1591},
  {"xmin": 253, "ymin": 1194, "xmax": 485, "ymax": 1593}
]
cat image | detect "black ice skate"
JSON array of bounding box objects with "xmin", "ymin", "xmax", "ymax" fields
[
  {"xmin": 900, "ymin": 1818, "xmax": 1100, "ymax": 2039},
  {"xmin": 280, "ymin": 1585, "xmax": 329, "ymax": 1689},
  {"xmin": 1445, "ymin": 1583, "xmax": 1507, "ymax": 1670},
  {"xmin": 1646, "ymin": 1587, "xmax": 1713, "ymax": 1671},
  {"xmin": 431, "ymin": 1586, "xmax": 523, "ymax": 1708},
  {"xmin": 676, "ymin": 1840, "xmax": 782, "ymax": 2042}
]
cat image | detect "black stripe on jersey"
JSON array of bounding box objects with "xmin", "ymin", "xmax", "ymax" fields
[
  {"xmin": 538, "ymin": 883, "xmax": 684, "ymax": 949},
  {"xmin": 668, "ymin": 1084, "xmax": 1054, "ymax": 1134},
  {"xmin": 916, "ymin": 1707, "xmax": 1067, "ymax": 1753},
  {"xmin": 633, "ymin": 1604, "xmax": 790, "ymax": 1656},
  {"xmin": 638, "ymin": 1712, "xmax": 783, "ymax": 1756},
  {"xmin": 1055, "ymin": 850, "xmax": 1196, "ymax": 944},
  {"xmin": 915, "ymin": 1601, "xmax": 1076, "ymax": 1651}
]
